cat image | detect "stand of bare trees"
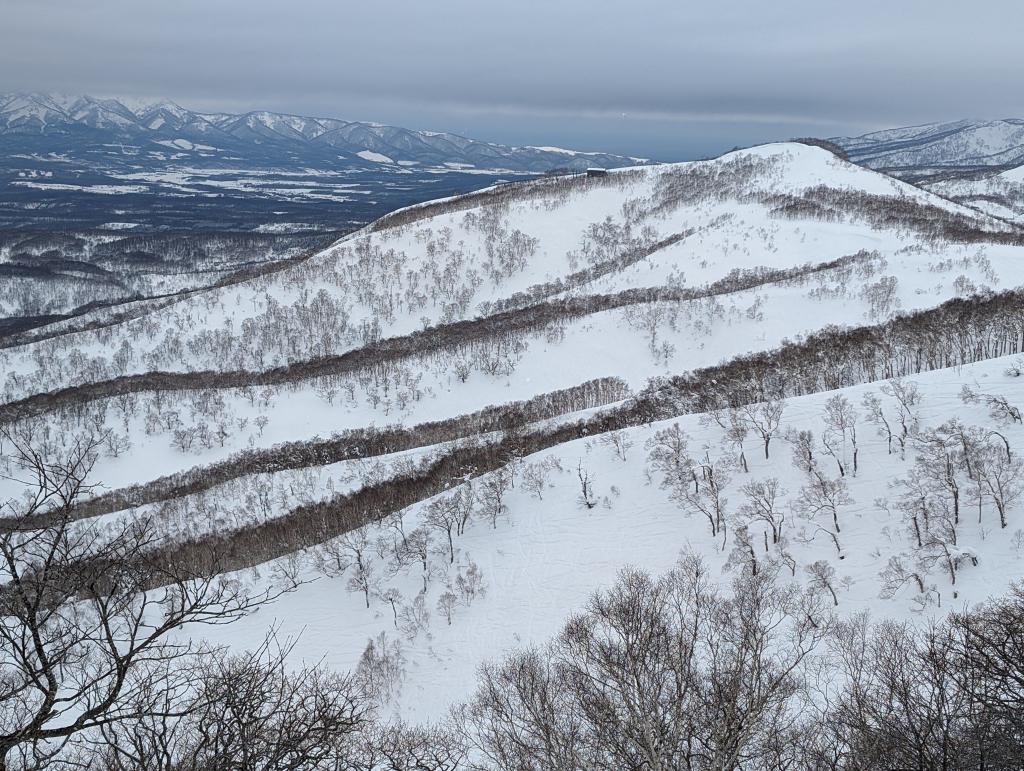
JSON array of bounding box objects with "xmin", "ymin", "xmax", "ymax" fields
[
  {"xmin": 462, "ymin": 555, "xmax": 1024, "ymax": 770},
  {"xmin": 0, "ymin": 429, "xmax": 289, "ymax": 769},
  {"xmin": 3, "ymin": 427, "xmax": 1024, "ymax": 768}
]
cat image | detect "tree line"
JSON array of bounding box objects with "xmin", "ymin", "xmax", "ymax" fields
[
  {"xmin": 0, "ymin": 248, "xmax": 945, "ymax": 423},
  {"xmin": 13, "ymin": 377, "xmax": 628, "ymax": 527},
  {"xmin": 20, "ymin": 287, "xmax": 1024, "ymax": 582}
]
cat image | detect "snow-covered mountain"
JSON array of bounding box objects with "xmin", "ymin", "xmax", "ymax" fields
[
  {"xmin": 0, "ymin": 92, "xmax": 651, "ymax": 234},
  {"xmin": 0, "ymin": 92, "xmax": 647, "ymax": 173},
  {"xmin": 832, "ymin": 118, "xmax": 1024, "ymax": 180},
  {"xmin": 4, "ymin": 141, "xmax": 1024, "ymax": 748},
  {"xmin": 923, "ymin": 164, "xmax": 1024, "ymax": 225}
]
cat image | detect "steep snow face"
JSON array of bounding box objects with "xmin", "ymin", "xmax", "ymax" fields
[
  {"xmin": 4, "ymin": 140, "xmax": 1024, "ymax": 726},
  {"xmin": 833, "ymin": 118, "xmax": 1024, "ymax": 176}
]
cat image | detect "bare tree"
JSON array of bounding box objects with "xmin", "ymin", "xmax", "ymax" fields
[
  {"xmin": 395, "ymin": 528, "xmax": 435, "ymax": 593},
  {"xmin": 316, "ymin": 530, "xmax": 376, "ymax": 607},
  {"xmin": 453, "ymin": 559, "xmax": 486, "ymax": 606},
  {"xmin": 793, "ymin": 469, "xmax": 852, "ymax": 534},
  {"xmin": 880, "ymin": 379, "xmax": 922, "ymax": 458},
  {"xmin": 862, "ymin": 391, "xmax": 895, "ymax": 455},
  {"xmin": 740, "ymin": 399, "xmax": 785, "ymax": 460},
  {"xmin": 380, "ymin": 588, "xmax": 403, "ymax": 629},
  {"xmin": 975, "ymin": 441, "xmax": 1023, "ymax": 529},
  {"xmin": 705, "ymin": 408, "xmax": 750, "ymax": 472},
  {"xmin": 92, "ymin": 634, "xmax": 369, "ymax": 771},
  {"xmin": 356, "ymin": 631, "xmax": 405, "ymax": 706},
  {"xmin": 726, "ymin": 524, "xmax": 760, "ymax": 575},
  {"xmin": 786, "ymin": 427, "xmax": 817, "ymax": 474},
  {"xmin": 397, "ymin": 592, "xmax": 431, "ymax": 640},
  {"xmin": 598, "ymin": 429, "xmax": 634, "ymax": 462},
  {"xmin": 739, "ymin": 477, "xmax": 786, "ymax": 545},
  {"xmin": 463, "ymin": 553, "xmax": 831, "ymax": 770},
  {"xmin": 424, "ymin": 494, "xmax": 461, "ymax": 563},
  {"xmin": 0, "ymin": 430, "xmax": 277, "ymax": 769},
  {"xmin": 820, "ymin": 429, "xmax": 846, "ymax": 477},
  {"xmin": 878, "ymin": 554, "xmax": 929, "ymax": 599},
  {"xmin": 824, "ymin": 394, "xmax": 859, "ymax": 475},
  {"xmin": 576, "ymin": 461, "xmax": 598, "ymax": 510},
  {"xmin": 348, "ymin": 559, "xmax": 379, "ymax": 610},
  {"xmin": 645, "ymin": 423, "xmax": 693, "ymax": 491},
  {"xmin": 960, "ymin": 384, "xmax": 1023, "ymax": 425},
  {"xmin": 479, "ymin": 469, "xmax": 512, "ymax": 528},
  {"xmin": 805, "ymin": 560, "xmax": 840, "ymax": 605},
  {"xmin": 436, "ymin": 591, "xmax": 458, "ymax": 625},
  {"xmin": 674, "ymin": 455, "xmax": 731, "ymax": 538},
  {"xmin": 521, "ymin": 462, "xmax": 550, "ymax": 501}
]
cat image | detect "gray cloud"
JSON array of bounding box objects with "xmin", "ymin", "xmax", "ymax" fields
[{"xmin": 2, "ymin": 0, "xmax": 1022, "ymax": 160}]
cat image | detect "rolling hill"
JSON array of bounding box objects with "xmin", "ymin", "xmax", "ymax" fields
[{"xmin": 3, "ymin": 140, "xmax": 1024, "ymax": 739}]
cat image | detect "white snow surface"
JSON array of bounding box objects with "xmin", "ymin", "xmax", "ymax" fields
[
  {"xmin": 356, "ymin": 150, "xmax": 395, "ymax": 164},
  {"xmin": 198, "ymin": 355, "xmax": 1024, "ymax": 722},
  {"xmin": 835, "ymin": 118, "xmax": 1024, "ymax": 170},
  {"xmin": 5, "ymin": 141, "xmax": 1024, "ymax": 725}
]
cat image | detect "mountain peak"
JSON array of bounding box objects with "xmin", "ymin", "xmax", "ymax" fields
[{"xmin": 0, "ymin": 91, "xmax": 652, "ymax": 173}]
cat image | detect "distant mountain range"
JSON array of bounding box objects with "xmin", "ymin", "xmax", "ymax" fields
[
  {"xmin": 0, "ymin": 92, "xmax": 648, "ymax": 173},
  {"xmin": 832, "ymin": 119, "xmax": 1024, "ymax": 181},
  {"xmin": 0, "ymin": 93, "xmax": 650, "ymax": 232}
]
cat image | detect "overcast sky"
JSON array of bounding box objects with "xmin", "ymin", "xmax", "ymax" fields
[{"xmin": 3, "ymin": 0, "xmax": 1022, "ymax": 161}]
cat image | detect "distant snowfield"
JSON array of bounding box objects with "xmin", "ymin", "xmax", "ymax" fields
[
  {"xmin": 834, "ymin": 117, "xmax": 1024, "ymax": 172},
  {"xmin": 98, "ymin": 221, "xmax": 140, "ymax": 230},
  {"xmin": 925, "ymin": 165, "xmax": 1024, "ymax": 226},
  {"xmin": 11, "ymin": 181, "xmax": 151, "ymax": 194},
  {"xmin": 357, "ymin": 149, "xmax": 394, "ymax": 164},
  {"xmin": 153, "ymin": 138, "xmax": 218, "ymax": 152}
]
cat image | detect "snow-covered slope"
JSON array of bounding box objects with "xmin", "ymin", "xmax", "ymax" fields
[
  {"xmin": 197, "ymin": 354, "xmax": 1024, "ymax": 721},
  {"xmin": 832, "ymin": 118, "xmax": 1024, "ymax": 180},
  {"xmin": 2, "ymin": 142, "xmax": 1013, "ymax": 397},
  {"xmin": 4, "ymin": 140, "xmax": 1024, "ymax": 724},
  {"xmin": 924, "ymin": 163, "xmax": 1024, "ymax": 226}
]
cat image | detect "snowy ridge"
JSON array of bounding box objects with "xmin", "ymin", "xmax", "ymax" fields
[
  {"xmin": 833, "ymin": 118, "xmax": 1024, "ymax": 180},
  {"xmin": 4, "ymin": 140, "xmax": 1024, "ymax": 724}
]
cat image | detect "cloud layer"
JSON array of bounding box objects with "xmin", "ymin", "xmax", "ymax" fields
[{"xmin": 4, "ymin": 0, "xmax": 1022, "ymax": 160}]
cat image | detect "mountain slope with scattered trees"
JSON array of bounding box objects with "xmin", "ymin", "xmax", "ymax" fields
[{"xmin": 3, "ymin": 140, "xmax": 1024, "ymax": 767}]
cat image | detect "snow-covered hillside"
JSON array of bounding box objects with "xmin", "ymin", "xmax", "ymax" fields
[
  {"xmin": 4, "ymin": 140, "xmax": 1024, "ymax": 730},
  {"xmin": 924, "ymin": 164, "xmax": 1024, "ymax": 226},
  {"xmin": 195, "ymin": 353, "xmax": 1024, "ymax": 722},
  {"xmin": 833, "ymin": 118, "xmax": 1024, "ymax": 179}
]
